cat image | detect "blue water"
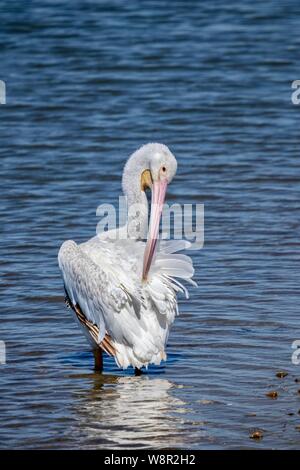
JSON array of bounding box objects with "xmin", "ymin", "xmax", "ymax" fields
[{"xmin": 1, "ymin": 0, "xmax": 300, "ymax": 449}]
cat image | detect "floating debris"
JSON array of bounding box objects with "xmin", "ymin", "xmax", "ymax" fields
[
  {"xmin": 287, "ymin": 412, "xmax": 294, "ymax": 416},
  {"xmin": 295, "ymin": 378, "xmax": 300, "ymax": 383},
  {"xmin": 296, "ymin": 425, "xmax": 300, "ymax": 431},
  {"xmin": 250, "ymin": 430, "xmax": 263, "ymax": 440},
  {"xmin": 266, "ymin": 391, "xmax": 278, "ymax": 399},
  {"xmin": 276, "ymin": 371, "xmax": 288, "ymax": 379},
  {"xmin": 197, "ymin": 399, "xmax": 215, "ymax": 405}
]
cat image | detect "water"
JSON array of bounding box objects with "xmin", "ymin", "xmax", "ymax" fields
[{"xmin": 1, "ymin": 0, "xmax": 300, "ymax": 449}]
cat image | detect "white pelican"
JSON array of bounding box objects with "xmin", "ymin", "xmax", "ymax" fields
[{"xmin": 58, "ymin": 143, "xmax": 196, "ymax": 373}]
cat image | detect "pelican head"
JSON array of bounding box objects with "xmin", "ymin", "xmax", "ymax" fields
[{"xmin": 122, "ymin": 143, "xmax": 177, "ymax": 281}]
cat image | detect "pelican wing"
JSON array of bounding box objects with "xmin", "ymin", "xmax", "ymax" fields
[
  {"xmin": 142, "ymin": 239, "xmax": 197, "ymax": 324},
  {"xmin": 58, "ymin": 240, "xmax": 141, "ymax": 346}
]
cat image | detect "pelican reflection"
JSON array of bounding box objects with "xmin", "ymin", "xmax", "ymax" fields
[{"xmin": 72, "ymin": 375, "xmax": 190, "ymax": 449}]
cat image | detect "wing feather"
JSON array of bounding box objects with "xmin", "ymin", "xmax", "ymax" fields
[{"xmin": 58, "ymin": 240, "xmax": 132, "ymax": 343}]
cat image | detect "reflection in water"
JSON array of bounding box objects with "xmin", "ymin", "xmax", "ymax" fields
[{"xmin": 72, "ymin": 375, "xmax": 191, "ymax": 449}]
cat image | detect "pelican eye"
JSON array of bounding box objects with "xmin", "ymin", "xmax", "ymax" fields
[{"xmin": 162, "ymin": 166, "xmax": 166, "ymax": 172}]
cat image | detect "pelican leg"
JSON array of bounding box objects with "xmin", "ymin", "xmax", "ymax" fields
[
  {"xmin": 93, "ymin": 347, "xmax": 103, "ymax": 372},
  {"xmin": 135, "ymin": 367, "xmax": 143, "ymax": 376}
]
